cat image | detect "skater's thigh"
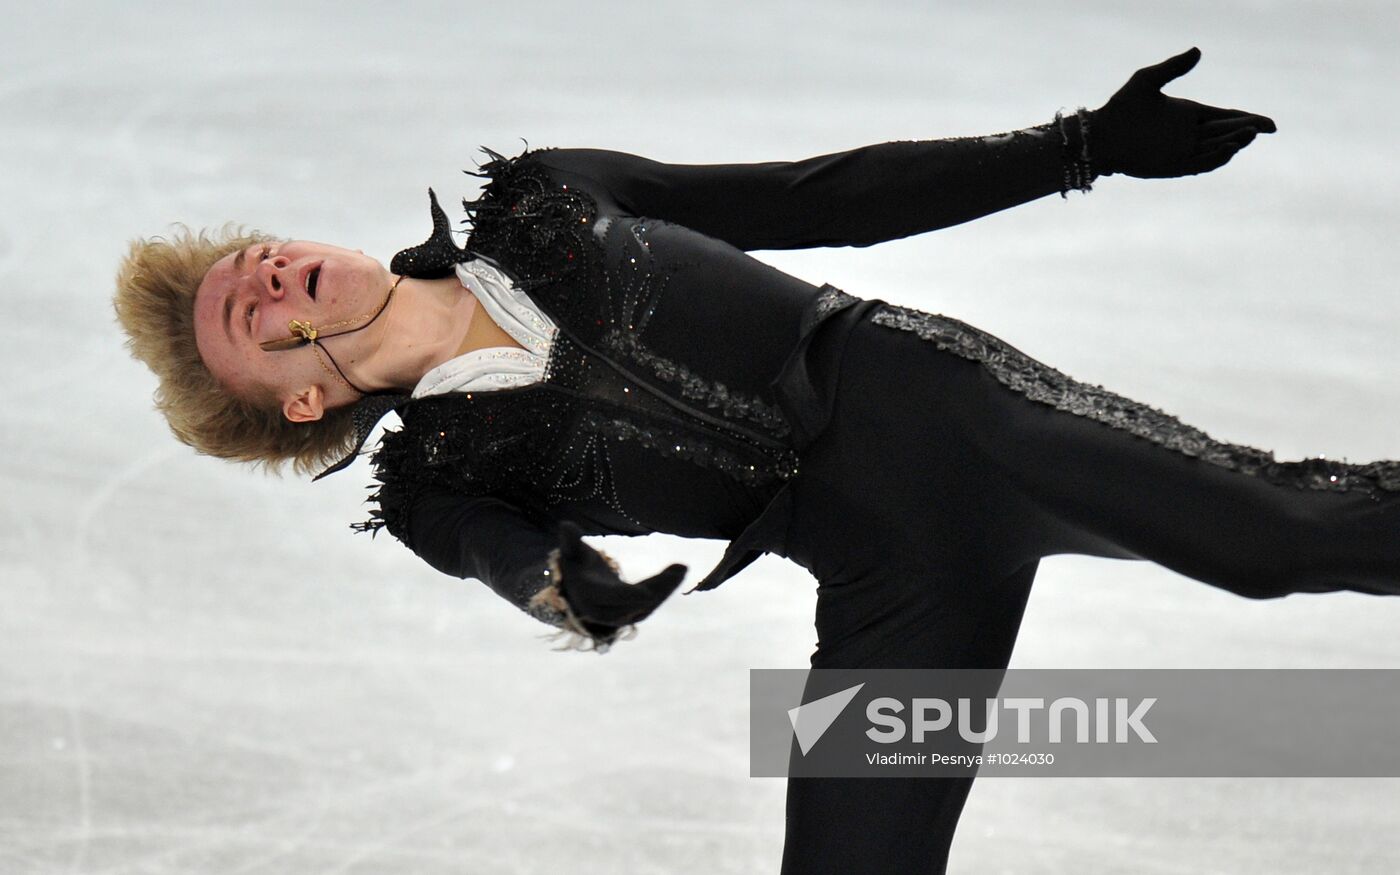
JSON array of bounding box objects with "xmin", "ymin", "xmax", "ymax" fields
[
  {"xmin": 789, "ymin": 314, "xmax": 1124, "ymax": 576},
  {"xmin": 784, "ymin": 428, "xmax": 1043, "ymax": 668},
  {"xmin": 833, "ymin": 308, "xmax": 1400, "ymax": 598},
  {"xmin": 789, "ymin": 326, "xmax": 1041, "ymax": 560}
]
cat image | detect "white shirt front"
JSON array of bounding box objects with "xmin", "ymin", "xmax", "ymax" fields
[{"xmin": 411, "ymin": 258, "xmax": 557, "ymax": 399}]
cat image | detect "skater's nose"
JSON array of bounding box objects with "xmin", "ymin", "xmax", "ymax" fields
[{"xmin": 253, "ymin": 255, "xmax": 291, "ymax": 301}]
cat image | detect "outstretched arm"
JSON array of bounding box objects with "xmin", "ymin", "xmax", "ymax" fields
[
  {"xmin": 534, "ymin": 126, "xmax": 1072, "ymax": 250},
  {"xmin": 531, "ymin": 48, "xmax": 1274, "ymax": 252},
  {"xmin": 393, "ymin": 487, "xmax": 686, "ymax": 652}
]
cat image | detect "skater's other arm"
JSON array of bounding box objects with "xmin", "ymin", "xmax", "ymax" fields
[
  {"xmin": 388, "ymin": 485, "xmax": 685, "ymax": 652},
  {"xmin": 531, "ymin": 48, "xmax": 1274, "ymax": 251}
]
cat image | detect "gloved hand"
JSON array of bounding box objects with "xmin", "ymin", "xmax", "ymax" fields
[
  {"xmin": 549, "ymin": 522, "xmax": 687, "ymax": 645},
  {"xmin": 1090, "ymin": 47, "xmax": 1276, "ymax": 179}
]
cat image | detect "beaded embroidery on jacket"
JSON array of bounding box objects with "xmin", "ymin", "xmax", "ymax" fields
[{"xmin": 357, "ymin": 148, "xmax": 803, "ymax": 543}]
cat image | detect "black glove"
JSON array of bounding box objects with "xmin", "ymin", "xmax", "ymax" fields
[
  {"xmin": 1091, "ymin": 47, "xmax": 1277, "ymax": 179},
  {"xmin": 550, "ymin": 522, "xmax": 687, "ymax": 644}
]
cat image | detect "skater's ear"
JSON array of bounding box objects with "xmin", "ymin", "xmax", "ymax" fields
[{"xmin": 282, "ymin": 385, "xmax": 325, "ymax": 423}]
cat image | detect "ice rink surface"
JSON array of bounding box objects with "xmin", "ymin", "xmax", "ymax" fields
[{"xmin": 3, "ymin": 1, "xmax": 1399, "ymax": 871}]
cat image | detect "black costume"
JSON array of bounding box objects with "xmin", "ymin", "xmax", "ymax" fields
[{"xmin": 324, "ymin": 117, "xmax": 1400, "ymax": 873}]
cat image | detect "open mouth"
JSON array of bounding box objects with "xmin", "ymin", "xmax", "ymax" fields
[{"xmin": 306, "ymin": 265, "xmax": 321, "ymax": 300}]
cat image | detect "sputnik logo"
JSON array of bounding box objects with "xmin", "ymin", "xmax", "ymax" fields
[{"xmin": 787, "ymin": 683, "xmax": 865, "ymax": 756}]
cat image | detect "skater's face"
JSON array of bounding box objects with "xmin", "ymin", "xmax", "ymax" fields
[{"xmin": 193, "ymin": 240, "xmax": 395, "ymax": 422}]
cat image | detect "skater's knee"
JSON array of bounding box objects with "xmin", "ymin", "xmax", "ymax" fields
[
  {"xmin": 1202, "ymin": 495, "xmax": 1373, "ymax": 598},
  {"xmin": 1224, "ymin": 575, "xmax": 1297, "ymax": 600},
  {"xmin": 1217, "ymin": 533, "xmax": 1354, "ymax": 599},
  {"xmin": 1205, "ymin": 564, "xmax": 1294, "ymax": 600},
  {"xmin": 1192, "ymin": 531, "xmax": 1310, "ymax": 600}
]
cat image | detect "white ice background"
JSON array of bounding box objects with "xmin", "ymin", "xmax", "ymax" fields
[{"xmin": 2, "ymin": 1, "xmax": 1399, "ymax": 872}]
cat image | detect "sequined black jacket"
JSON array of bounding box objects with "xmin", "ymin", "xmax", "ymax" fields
[{"xmin": 334, "ymin": 118, "xmax": 1088, "ymax": 636}]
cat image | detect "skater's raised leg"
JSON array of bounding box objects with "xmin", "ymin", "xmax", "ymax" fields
[{"xmin": 846, "ymin": 305, "xmax": 1400, "ymax": 599}]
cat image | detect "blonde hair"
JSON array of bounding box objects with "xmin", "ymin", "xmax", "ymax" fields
[{"xmin": 113, "ymin": 224, "xmax": 358, "ymax": 475}]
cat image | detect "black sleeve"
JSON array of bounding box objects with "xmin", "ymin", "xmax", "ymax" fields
[
  {"xmin": 395, "ymin": 486, "xmax": 570, "ymax": 631},
  {"xmin": 530, "ymin": 117, "xmax": 1087, "ymax": 251}
]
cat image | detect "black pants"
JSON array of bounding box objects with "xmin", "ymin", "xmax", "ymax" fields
[{"xmin": 775, "ymin": 303, "xmax": 1400, "ymax": 874}]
